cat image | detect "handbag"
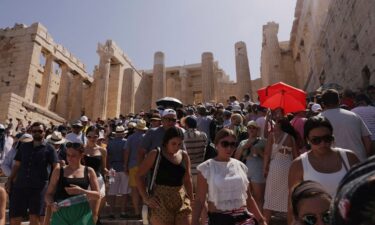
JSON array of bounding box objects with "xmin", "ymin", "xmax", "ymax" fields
[{"xmin": 142, "ymin": 147, "xmax": 162, "ymax": 225}]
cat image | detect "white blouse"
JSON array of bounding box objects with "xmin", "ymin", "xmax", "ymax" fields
[{"xmin": 197, "ymin": 158, "xmax": 249, "ymax": 211}]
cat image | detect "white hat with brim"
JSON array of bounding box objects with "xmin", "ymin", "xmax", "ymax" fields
[
  {"xmin": 80, "ymin": 116, "xmax": 89, "ymax": 122},
  {"xmin": 247, "ymin": 120, "xmax": 259, "ymax": 128},
  {"xmin": 47, "ymin": 131, "xmax": 66, "ymax": 145},
  {"xmin": 19, "ymin": 133, "xmax": 33, "ymax": 143},
  {"xmin": 135, "ymin": 120, "xmax": 148, "ymax": 131},
  {"xmin": 114, "ymin": 125, "xmax": 126, "ymax": 134}
]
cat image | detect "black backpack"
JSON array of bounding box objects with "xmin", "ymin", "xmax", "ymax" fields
[{"xmin": 331, "ymin": 156, "xmax": 375, "ymax": 225}]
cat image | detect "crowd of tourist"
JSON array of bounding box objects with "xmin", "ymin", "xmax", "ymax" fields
[{"xmin": 0, "ymin": 85, "xmax": 374, "ymax": 225}]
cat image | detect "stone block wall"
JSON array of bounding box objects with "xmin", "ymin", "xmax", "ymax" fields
[
  {"xmin": 267, "ymin": 0, "xmax": 375, "ymax": 93},
  {"xmin": 0, "ymin": 92, "xmax": 65, "ymax": 125},
  {"xmin": 305, "ymin": 0, "xmax": 375, "ymax": 92}
]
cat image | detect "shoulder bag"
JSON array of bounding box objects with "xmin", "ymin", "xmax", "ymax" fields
[{"xmin": 142, "ymin": 147, "xmax": 162, "ymax": 225}]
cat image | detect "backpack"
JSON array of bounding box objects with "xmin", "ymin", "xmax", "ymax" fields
[{"xmin": 331, "ymin": 156, "xmax": 375, "ymax": 225}]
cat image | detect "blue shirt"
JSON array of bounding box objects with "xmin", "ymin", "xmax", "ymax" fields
[
  {"xmin": 140, "ymin": 127, "xmax": 166, "ymax": 153},
  {"xmin": 13, "ymin": 141, "xmax": 58, "ymax": 189},
  {"xmin": 107, "ymin": 137, "xmax": 127, "ymax": 172},
  {"xmin": 125, "ymin": 131, "xmax": 145, "ymax": 169}
]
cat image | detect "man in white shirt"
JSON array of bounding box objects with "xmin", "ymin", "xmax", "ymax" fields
[
  {"xmin": 65, "ymin": 120, "xmax": 87, "ymax": 145},
  {"xmin": 321, "ymin": 89, "xmax": 372, "ymax": 161},
  {"xmin": 351, "ymin": 94, "xmax": 375, "ymax": 154},
  {"xmin": 0, "ymin": 125, "xmax": 14, "ymax": 167}
]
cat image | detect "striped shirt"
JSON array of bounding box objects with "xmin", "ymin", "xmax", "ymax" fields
[{"xmin": 184, "ymin": 129, "xmax": 208, "ymax": 175}]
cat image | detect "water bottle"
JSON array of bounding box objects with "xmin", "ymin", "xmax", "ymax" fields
[
  {"xmin": 142, "ymin": 204, "xmax": 149, "ymax": 225},
  {"xmin": 109, "ymin": 168, "xmax": 116, "ymax": 184},
  {"xmin": 58, "ymin": 194, "xmax": 87, "ymax": 207}
]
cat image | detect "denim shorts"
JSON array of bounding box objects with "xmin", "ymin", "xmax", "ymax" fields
[{"xmin": 9, "ymin": 185, "xmax": 47, "ymax": 218}]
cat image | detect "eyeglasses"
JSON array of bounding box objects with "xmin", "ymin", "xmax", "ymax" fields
[
  {"xmin": 31, "ymin": 130, "xmax": 43, "ymax": 134},
  {"xmin": 220, "ymin": 141, "xmax": 237, "ymax": 148},
  {"xmin": 66, "ymin": 142, "xmax": 83, "ymax": 149},
  {"xmin": 247, "ymin": 126, "xmax": 258, "ymax": 130},
  {"xmin": 163, "ymin": 118, "xmax": 177, "ymax": 122},
  {"xmin": 309, "ymin": 135, "xmax": 334, "ymax": 145},
  {"xmin": 301, "ymin": 210, "xmax": 331, "ymax": 225}
]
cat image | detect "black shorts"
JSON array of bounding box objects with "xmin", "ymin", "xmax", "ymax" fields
[{"xmin": 9, "ymin": 186, "xmax": 47, "ymax": 218}]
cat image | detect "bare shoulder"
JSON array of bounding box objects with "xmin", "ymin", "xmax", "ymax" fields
[
  {"xmin": 290, "ymin": 156, "xmax": 303, "ymax": 170},
  {"xmin": 0, "ymin": 186, "xmax": 5, "ymax": 196},
  {"xmin": 97, "ymin": 147, "xmax": 107, "ymax": 155},
  {"xmin": 87, "ymin": 166, "xmax": 96, "ymax": 176},
  {"xmin": 345, "ymin": 150, "xmax": 360, "ymax": 166},
  {"xmin": 181, "ymin": 150, "xmax": 189, "ymax": 158}
]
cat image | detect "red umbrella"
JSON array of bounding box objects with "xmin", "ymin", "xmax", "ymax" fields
[{"xmin": 257, "ymin": 82, "xmax": 307, "ymax": 113}]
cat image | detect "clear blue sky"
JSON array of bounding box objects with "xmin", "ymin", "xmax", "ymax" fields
[{"xmin": 0, "ymin": 0, "xmax": 296, "ymax": 81}]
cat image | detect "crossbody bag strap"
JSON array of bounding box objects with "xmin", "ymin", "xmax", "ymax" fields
[
  {"xmin": 148, "ymin": 147, "xmax": 162, "ymax": 194},
  {"xmin": 337, "ymin": 150, "xmax": 349, "ymax": 172}
]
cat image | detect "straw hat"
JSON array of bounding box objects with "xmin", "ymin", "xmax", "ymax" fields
[
  {"xmin": 47, "ymin": 131, "xmax": 65, "ymax": 145},
  {"xmin": 114, "ymin": 125, "xmax": 126, "ymax": 134},
  {"xmin": 135, "ymin": 120, "xmax": 148, "ymax": 131}
]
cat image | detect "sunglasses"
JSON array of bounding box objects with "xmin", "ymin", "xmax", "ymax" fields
[
  {"xmin": 66, "ymin": 142, "xmax": 83, "ymax": 149},
  {"xmin": 87, "ymin": 135, "xmax": 98, "ymax": 139},
  {"xmin": 247, "ymin": 126, "xmax": 258, "ymax": 130},
  {"xmin": 31, "ymin": 130, "xmax": 43, "ymax": 134},
  {"xmin": 301, "ymin": 210, "xmax": 330, "ymax": 225},
  {"xmin": 309, "ymin": 135, "xmax": 334, "ymax": 145},
  {"xmin": 163, "ymin": 118, "xmax": 177, "ymax": 122},
  {"xmin": 220, "ymin": 141, "xmax": 237, "ymax": 148}
]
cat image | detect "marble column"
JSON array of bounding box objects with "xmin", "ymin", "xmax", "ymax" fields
[
  {"xmin": 151, "ymin": 51, "xmax": 166, "ymax": 108},
  {"xmin": 201, "ymin": 52, "xmax": 215, "ymax": 103},
  {"xmin": 235, "ymin": 41, "xmax": 252, "ymax": 101},
  {"xmin": 69, "ymin": 74, "xmax": 83, "ymax": 121},
  {"xmin": 84, "ymin": 66, "xmax": 99, "ymax": 119},
  {"xmin": 179, "ymin": 67, "xmax": 188, "ymax": 105},
  {"xmin": 262, "ymin": 22, "xmax": 283, "ymax": 85},
  {"xmin": 121, "ymin": 68, "xmax": 135, "ymax": 114},
  {"xmin": 107, "ymin": 63, "xmax": 123, "ymax": 118},
  {"xmin": 55, "ymin": 64, "xmax": 71, "ymax": 118},
  {"xmin": 38, "ymin": 53, "xmax": 54, "ymax": 107},
  {"xmin": 93, "ymin": 49, "xmax": 112, "ymax": 119}
]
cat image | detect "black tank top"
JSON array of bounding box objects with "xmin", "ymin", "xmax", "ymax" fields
[
  {"xmin": 155, "ymin": 151, "xmax": 186, "ymax": 186},
  {"xmin": 84, "ymin": 155, "xmax": 102, "ymax": 177},
  {"xmin": 54, "ymin": 166, "xmax": 90, "ymax": 201}
]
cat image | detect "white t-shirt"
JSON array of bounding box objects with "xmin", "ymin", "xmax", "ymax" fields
[
  {"xmin": 65, "ymin": 132, "xmax": 87, "ymax": 145},
  {"xmin": 197, "ymin": 158, "xmax": 249, "ymax": 211},
  {"xmin": 351, "ymin": 106, "xmax": 375, "ymax": 141},
  {"xmin": 0, "ymin": 135, "xmax": 14, "ymax": 164},
  {"xmin": 321, "ymin": 108, "xmax": 372, "ymax": 161}
]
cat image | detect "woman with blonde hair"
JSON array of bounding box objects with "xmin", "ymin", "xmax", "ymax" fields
[{"xmin": 228, "ymin": 113, "xmax": 248, "ymax": 145}]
